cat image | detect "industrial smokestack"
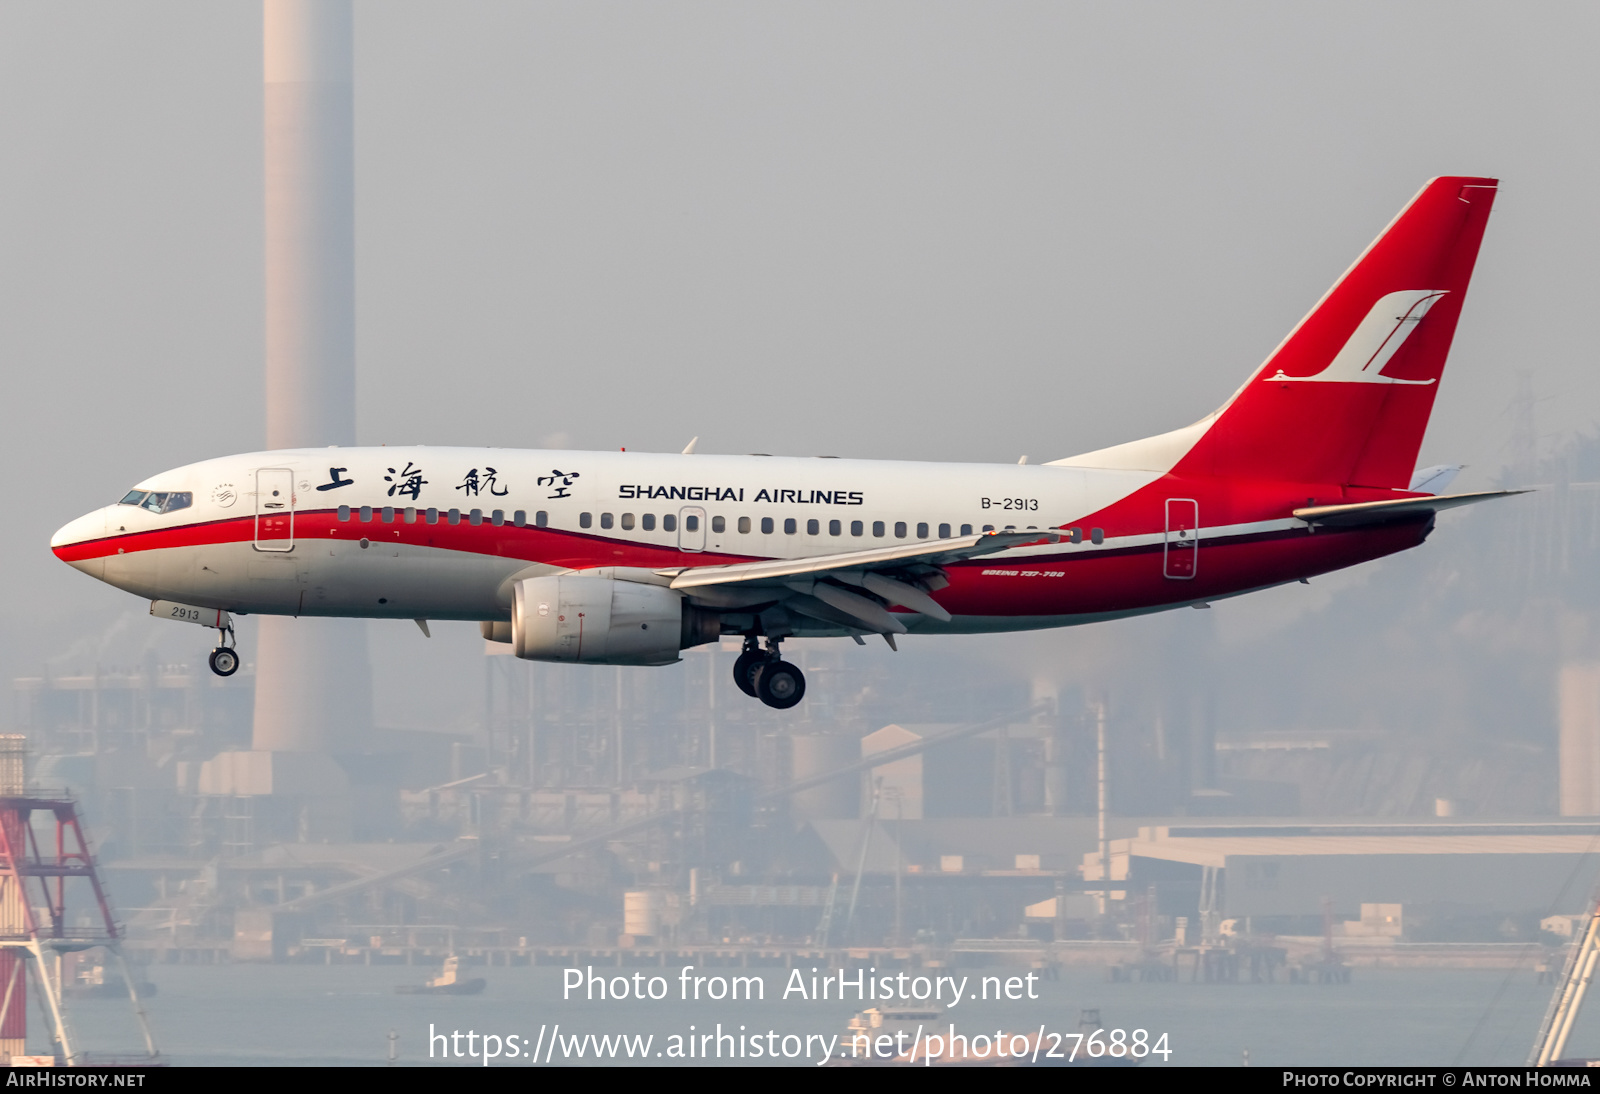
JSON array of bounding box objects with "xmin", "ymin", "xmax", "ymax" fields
[
  {"xmin": 264, "ymin": 0, "xmax": 354, "ymax": 446},
  {"xmin": 254, "ymin": 0, "xmax": 371, "ymax": 753}
]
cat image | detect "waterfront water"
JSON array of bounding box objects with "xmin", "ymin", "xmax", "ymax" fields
[{"xmin": 55, "ymin": 962, "xmax": 1600, "ymax": 1067}]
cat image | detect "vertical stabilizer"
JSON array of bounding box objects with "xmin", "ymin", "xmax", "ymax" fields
[
  {"xmin": 1178, "ymin": 176, "xmax": 1497, "ymax": 488},
  {"xmin": 1059, "ymin": 178, "xmax": 1499, "ymax": 485}
]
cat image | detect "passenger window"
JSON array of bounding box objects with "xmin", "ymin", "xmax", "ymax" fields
[
  {"xmin": 829, "ymin": 519, "xmax": 841, "ymax": 536},
  {"xmin": 760, "ymin": 517, "xmax": 774, "ymax": 534},
  {"xmin": 806, "ymin": 519, "xmax": 819, "ymax": 535},
  {"xmin": 784, "ymin": 518, "xmax": 797, "ymax": 535},
  {"xmin": 738, "ymin": 516, "xmax": 751, "ymax": 534},
  {"xmin": 712, "ymin": 515, "xmax": 725, "ymax": 534},
  {"xmin": 917, "ymin": 522, "xmax": 929, "ymax": 539},
  {"xmin": 535, "ymin": 511, "xmax": 548, "ymax": 528},
  {"xmin": 448, "ymin": 508, "xmax": 461, "ymax": 525},
  {"xmin": 579, "ymin": 512, "xmax": 592, "ymax": 528},
  {"xmin": 685, "ymin": 514, "xmax": 699, "ymax": 532},
  {"xmin": 983, "ymin": 524, "xmax": 994, "ymax": 532},
  {"xmin": 873, "ymin": 521, "xmax": 885, "ymax": 537},
  {"xmin": 600, "ymin": 513, "xmax": 614, "ymax": 530},
  {"xmin": 426, "ymin": 507, "xmax": 439, "ymax": 524},
  {"xmin": 1091, "ymin": 527, "xmax": 1105, "ymax": 545},
  {"xmin": 382, "ymin": 507, "xmax": 395, "ymax": 523},
  {"xmin": 938, "ymin": 523, "xmax": 950, "ymax": 538},
  {"xmin": 621, "ymin": 513, "xmax": 635, "ymax": 530},
  {"xmin": 851, "ymin": 520, "xmax": 863, "ymax": 536},
  {"xmin": 492, "ymin": 510, "xmax": 505, "ymax": 526},
  {"xmin": 960, "ymin": 523, "xmax": 972, "ymax": 536},
  {"xmin": 404, "ymin": 507, "xmax": 417, "ymax": 523},
  {"xmin": 894, "ymin": 522, "xmax": 907, "ymax": 539},
  {"xmin": 1069, "ymin": 527, "xmax": 1083, "ymax": 543},
  {"xmin": 338, "ymin": 505, "xmax": 351, "ymax": 521},
  {"xmin": 642, "ymin": 513, "xmax": 656, "ymax": 531},
  {"xmin": 360, "ymin": 506, "xmax": 373, "ymax": 522},
  {"xmin": 470, "ymin": 509, "xmax": 484, "ymax": 526},
  {"xmin": 119, "ymin": 490, "xmax": 148, "ymax": 506},
  {"xmin": 663, "ymin": 514, "xmax": 677, "ymax": 532},
  {"xmin": 513, "ymin": 510, "xmax": 525, "ymax": 528}
]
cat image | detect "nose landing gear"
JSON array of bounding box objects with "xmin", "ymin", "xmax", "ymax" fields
[
  {"xmin": 208, "ymin": 622, "xmax": 239, "ymax": 678},
  {"xmin": 732, "ymin": 635, "xmax": 805, "ymax": 709}
]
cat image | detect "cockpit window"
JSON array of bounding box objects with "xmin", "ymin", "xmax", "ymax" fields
[{"xmin": 125, "ymin": 491, "xmax": 192, "ymax": 515}]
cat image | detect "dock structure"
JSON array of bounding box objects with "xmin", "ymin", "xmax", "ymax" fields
[{"xmin": 0, "ymin": 736, "xmax": 159, "ymax": 1066}]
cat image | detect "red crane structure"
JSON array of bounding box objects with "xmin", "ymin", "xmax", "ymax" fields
[{"xmin": 0, "ymin": 737, "xmax": 158, "ymax": 1065}]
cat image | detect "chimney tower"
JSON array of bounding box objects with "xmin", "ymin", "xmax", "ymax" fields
[{"xmin": 254, "ymin": 0, "xmax": 372, "ymax": 754}]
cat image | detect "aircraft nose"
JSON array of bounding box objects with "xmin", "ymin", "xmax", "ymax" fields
[{"xmin": 51, "ymin": 509, "xmax": 106, "ymax": 555}]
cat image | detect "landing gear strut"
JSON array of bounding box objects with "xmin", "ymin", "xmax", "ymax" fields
[
  {"xmin": 732, "ymin": 635, "xmax": 805, "ymax": 709},
  {"xmin": 208, "ymin": 622, "xmax": 239, "ymax": 678}
]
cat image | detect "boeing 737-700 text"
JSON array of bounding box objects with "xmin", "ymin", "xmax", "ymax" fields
[{"xmin": 51, "ymin": 176, "xmax": 1514, "ymax": 708}]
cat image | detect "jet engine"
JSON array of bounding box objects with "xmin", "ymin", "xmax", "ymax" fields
[{"xmin": 511, "ymin": 575, "xmax": 720, "ymax": 665}]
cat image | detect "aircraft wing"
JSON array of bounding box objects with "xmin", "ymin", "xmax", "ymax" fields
[
  {"xmin": 656, "ymin": 530, "xmax": 1059, "ymax": 631},
  {"xmin": 659, "ymin": 530, "xmax": 1057, "ymax": 589},
  {"xmin": 1293, "ymin": 489, "xmax": 1526, "ymax": 528}
]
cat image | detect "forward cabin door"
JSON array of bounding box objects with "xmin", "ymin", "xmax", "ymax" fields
[
  {"xmin": 678, "ymin": 506, "xmax": 706, "ymax": 552},
  {"xmin": 255, "ymin": 468, "xmax": 296, "ymax": 552},
  {"xmin": 1164, "ymin": 498, "xmax": 1198, "ymax": 579}
]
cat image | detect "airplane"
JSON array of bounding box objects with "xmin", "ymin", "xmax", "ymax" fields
[{"xmin": 51, "ymin": 176, "xmax": 1515, "ymax": 710}]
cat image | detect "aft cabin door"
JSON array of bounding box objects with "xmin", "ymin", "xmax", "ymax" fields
[
  {"xmin": 255, "ymin": 468, "xmax": 295, "ymax": 552},
  {"xmin": 1164, "ymin": 498, "xmax": 1198, "ymax": 579},
  {"xmin": 678, "ymin": 506, "xmax": 706, "ymax": 552}
]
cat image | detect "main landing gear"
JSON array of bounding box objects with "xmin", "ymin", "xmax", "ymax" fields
[
  {"xmin": 208, "ymin": 622, "xmax": 239, "ymax": 678},
  {"xmin": 733, "ymin": 636, "xmax": 805, "ymax": 710}
]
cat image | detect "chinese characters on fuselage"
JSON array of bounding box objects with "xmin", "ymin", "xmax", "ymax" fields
[
  {"xmin": 538, "ymin": 470, "xmax": 580, "ymax": 499},
  {"xmin": 457, "ymin": 467, "xmax": 508, "ymax": 498},
  {"xmin": 316, "ymin": 467, "xmax": 355, "ymax": 492},
  {"xmin": 386, "ymin": 463, "xmax": 428, "ymax": 500}
]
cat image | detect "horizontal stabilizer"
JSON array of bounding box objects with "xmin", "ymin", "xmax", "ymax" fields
[
  {"xmin": 1293, "ymin": 489, "xmax": 1525, "ymax": 527},
  {"xmin": 1409, "ymin": 464, "xmax": 1463, "ymax": 494}
]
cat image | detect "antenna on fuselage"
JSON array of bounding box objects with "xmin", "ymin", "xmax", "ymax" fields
[{"xmin": 682, "ymin": 437, "xmax": 699, "ymax": 455}]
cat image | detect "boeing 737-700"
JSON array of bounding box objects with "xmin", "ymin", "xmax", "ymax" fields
[{"xmin": 51, "ymin": 176, "xmax": 1513, "ymax": 709}]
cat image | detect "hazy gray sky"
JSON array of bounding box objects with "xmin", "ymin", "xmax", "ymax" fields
[{"xmin": 3, "ymin": 2, "xmax": 1596, "ymax": 720}]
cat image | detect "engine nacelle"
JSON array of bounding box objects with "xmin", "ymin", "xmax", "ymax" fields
[{"xmin": 512, "ymin": 575, "xmax": 720, "ymax": 665}]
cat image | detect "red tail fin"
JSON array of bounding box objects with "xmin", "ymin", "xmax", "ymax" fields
[{"xmin": 1177, "ymin": 177, "xmax": 1498, "ymax": 488}]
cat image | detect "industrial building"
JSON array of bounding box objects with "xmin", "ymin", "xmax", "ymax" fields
[{"xmin": 1083, "ymin": 821, "xmax": 1600, "ymax": 927}]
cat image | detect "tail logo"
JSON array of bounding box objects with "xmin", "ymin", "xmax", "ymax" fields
[{"xmin": 1269, "ymin": 289, "xmax": 1447, "ymax": 386}]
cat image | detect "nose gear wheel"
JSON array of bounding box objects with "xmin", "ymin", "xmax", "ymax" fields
[{"xmin": 208, "ymin": 621, "xmax": 239, "ymax": 677}]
